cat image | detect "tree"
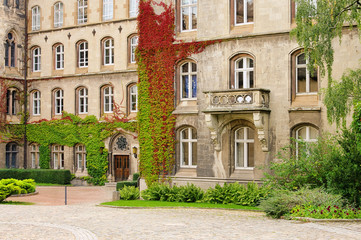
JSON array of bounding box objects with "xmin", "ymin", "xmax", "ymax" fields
[{"xmin": 292, "ymin": 0, "xmax": 361, "ymax": 125}]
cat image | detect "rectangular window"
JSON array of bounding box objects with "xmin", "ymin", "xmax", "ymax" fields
[
  {"xmin": 235, "ymin": 0, "xmax": 253, "ymax": 25},
  {"xmin": 32, "ymin": 47, "xmax": 41, "ymax": 72},
  {"xmin": 104, "ymin": 39, "xmax": 114, "ymax": 65},
  {"xmin": 129, "ymin": 0, "xmax": 139, "ymax": 18},
  {"xmin": 32, "ymin": 6, "xmax": 40, "ymax": 31},
  {"xmin": 104, "ymin": 86, "xmax": 114, "ymax": 113},
  {"xmin": 55, "ymin": 45, "xmax": 64, "ymax": 70},
  {"xmin": 54, "ymin": 90, "xmax": 64, "ymax": 115},
  {"xmin": 103, "ymin": 0, "xmax": 113, "ymax": 21},
  {"xmin": 54, "ymin": 2, "xmax": 63, "ymax": 28},
  {"xmin": 130, "ymin": 85, "xmax": 137, "ymax": 112},
  {"xmin": 78, "ymin": 42, "xmax": 88, "ymax": 67},
  {"xmin": 33, "ymin": 91, "xmax": 41, "ymax": 115},
  {"xmin": 181, "ymin": 0, "xmax": 197, "ymax": 31},
  {"xmin": 78, "ymin": 0, "xmax": 88, "ymax": 24},
  {"xmin": 130, "ymin": 36, "xmax": 138, "ymax": 64}
]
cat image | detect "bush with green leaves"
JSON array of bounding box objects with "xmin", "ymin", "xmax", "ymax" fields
[
  {"xmin": 0, "ymin": 178, "xmax": 36, "ymax": 202},
  {"xmin": 119, "ymin": 186, "xmax": 140, "ymax": 200},
  {"xmin": 116, "ymin": 181, "xmax": 138, "ymax": 191},
  {"xmin": 290, "ymin": 204, "xmax": 361, "ymax": 219},
  {"xmin": 259, "ymin": 187, "xmax": 344, "ymax": 218}
]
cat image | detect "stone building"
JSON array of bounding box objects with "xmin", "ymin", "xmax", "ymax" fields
[{"xmin": 0, "ymin": 0, "xmax": 360, "ymax": 187}]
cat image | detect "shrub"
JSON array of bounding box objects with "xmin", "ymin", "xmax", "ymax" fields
[
  {"xmin": 141, "ymin": 183, "xmax": 171, "ymax": 201},
  {"xmin": 177, "ymin": 184, "xmax": 204, "ymax": 203},
  {"xmin": 259, "ymin": 187, "xmax": 344, "ymax": 218},
  {"xmin": 0, "ymin": 169, "xmax": 71, "ymax": 185},
  {"xmin": 290, "ymin": 204, "xmax": 361, "ymax": 219},
  {"xmin": 132, "ymin": 173, "xmax": 140, "ymax": 181},
  {"xmin": 0, "ymin": 178, "xmax": 36, "ymax": 202},
  {"xmin": 119, "ymin": 186, "xmax": 140, "ymax": 200},
  {"xmin": 116, "ymin": 181, "xmax": 138, "ymax": 191}
]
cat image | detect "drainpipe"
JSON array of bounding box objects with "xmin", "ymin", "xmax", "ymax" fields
[{"xmin": 23, "ymin": 0, "xmax": 28, "ymax": 169}]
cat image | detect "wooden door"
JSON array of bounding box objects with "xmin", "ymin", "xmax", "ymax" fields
[{"xmin": 114, "ymin": 155, "xmax": 130, "ymax": 181}]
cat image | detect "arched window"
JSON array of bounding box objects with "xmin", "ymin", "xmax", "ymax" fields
[
  {"xmin": 235, "ymin": 127, "xmax": 254, "ymax": 168},
  {"xmin": 75, "ymin": 144, "xmax": 87, "ymax": 171},
  {"xmin": 54, "ymin": 89, "xmax": 64, "ymax": 115},
  {"xmin": 103, "ymin": 0, "xmax": 113, "ymax": 21},
  {"xmin": 103, "ymin": 38, "xmax": 114, "ymax": 65},
  {"xmin": 52, "ymin": 145, "xmax": 64, "ymax": 169},
  {"xmin": 32, "ymin": 47, "xmax": 41, "ymax": 72},
  {"xmin": 180, "ymin": 127, "xmax": 197, "ymax": 167},
  {"xmin": 180, "ymin": 61, "xmax": 197, "ymax": 99},
  {"xmin": 77, "ymin": 0, "xmax": 87, "ymax": 24},
  {"xmin": 4, "ymin": 32, "xmax": 16, "ymax": 67},
  {"xmin": 78, "ymin": 87, "xmax": 88, "ymax": 114},
  {"xmin": 295, "ymin": 52, "xmax": 318, "ymax": 93},
  {"xmin": 129, "ymin": 84, "xmax": 137, "ymax": 112},
  {"xmin": 6, "ymin": 88, "xmax": 17, "ymax": 115},
  {"xmin": 234, "ymin": 57, "xmax": 254, "ymax": 89},
  {"xmin": 30, "ymin": 144, "xmax": 39, "ymax": 168},
  {"xmin": 32, "ymin": 90, "xmax": 41, "ymax": 115},
  {"xmin": 295, "ymin": 125, "xmax": 318, "ymax": 156},
  {"xmin": 54, "ymin": 2, "xmax": 63, "ymax": 28},
  {"xmin": 78, "ymin": 41, "xmax": 88, "ymax": 67},
  {"xmin": 31, "ymin": 6, "xmax": 40, "ymax": 31},
  {"xmin": 129, "ymin": 35, "xmax": 138, "ymax": 64},
  {"xmin": 6, "ymin": 143, "xmax": 18, "ymax": 169},
  {"xmin": 54, "ymin": 44, "xmax": 64, "ymax": 70},
  {"xmin": 103, "ymin": 86, "xmax": 114, "ymax": 113}
]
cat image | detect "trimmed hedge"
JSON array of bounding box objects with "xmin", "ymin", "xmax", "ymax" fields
[
  {"xmin": 116, "ymin": 181, "xmax": 137, "ymax": 191},
  {"xmin": 133, "ymin": 173, "xmax": 140, "ymax": 181},
  {"xmin": 0, "ymin": 169, "xmax": 71, "ymax": 184},
  {"xmin": 0, "ymin": 179, "xmax": 36, "ymax": 202}
]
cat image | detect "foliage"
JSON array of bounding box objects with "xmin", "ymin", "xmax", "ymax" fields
[
  {"xmin": 259, "ymin": 187, "xmax": 344, "ymax": 218},
  {"xmin": 39, "ymin": 145, "xmax": 51, "ymax": 169},
  {"xmin": 0, "ymin": 169, "xmax": 71, "ymax": 185},
  {"xmin": 132, "ymin": 172, "xmax": 140, "ymax": 181},
  {"xmin": 203, "ymin": 182, "xmax": 269, "ymax": 206},
  {"xmin": 116, "ymin": 181, "xmax": 138, "ymax": 191},
  {"xmin": 0, "ymin": 178, "xmax": 36, "ymax": 202},
  {"xmin": 137, "ymin": 0, "xmax": 219, "ymax": 186},
  {"xmin": 290, "ymin": 204, "xmax": 361, "ymax": 219},
  {"xmin": 119, "ymin": 186, "xmax": 140, "ymax": 200}
]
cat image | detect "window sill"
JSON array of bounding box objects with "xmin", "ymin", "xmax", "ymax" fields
[
  {"xmin": 235, "ymin": 167, "xmax": 254, "ymax": 170},
  {"xmin": 175, "ymin": 167, "xmax": 197, "ymax": 177},
  {"xmin": 292, "ymin": 94, "xmax": 319, "ymax": 107},
  {"xmin": 230, "ymin": 23, "xmax": 254, "ymax": 36},
  {"xmin": 176, "ymin": 30, "xmax": 197, "ymax": 41},
  {"xmin": 75, "ymin": 67, "xmax": 88, "ymax": 74}
]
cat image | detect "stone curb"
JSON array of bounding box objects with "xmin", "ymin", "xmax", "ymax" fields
[
  {"xmin": 292, "ymin": 217, "xmax": 361, "ymax": 222},
  {"xmin": 9, "ymin": 191, "xmax": 39, "ymax": 198}
]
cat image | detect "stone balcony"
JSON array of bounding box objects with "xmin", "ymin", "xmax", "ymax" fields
[{"xmin": 203, "ymin": 88, "xmax": 270, "ymax": 113}]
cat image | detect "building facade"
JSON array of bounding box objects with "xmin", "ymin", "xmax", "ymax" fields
[{"xmin": 1, "ymin": 0, "xmax": 360, "ymax": 187}]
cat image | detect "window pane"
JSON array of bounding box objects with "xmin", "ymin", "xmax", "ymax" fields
[
  {"xmin": 310, "ymin": 70, "xmax": 318, "ymax": 92},
  {"xmin": 181, "ymin": 129, "xmax": 188, "ymax": 139},
  {"xmin": 191, "ymin": 6, "xmax": 197, "ymax": 29},
  {"xmin": 247, "ymin": 0, "xmax": 253, "ymax": 23},
  {"xmin": 182, "ymin": 75, "xmax": 189, "ymax": 98},
  {"xmin": 237, "ymin": 72, "xmax": 243, "ymax": 88},
  {"xmin": 192, "ymin": 62, "xmax": 197, "ymax": 72},
  {"xmin": 247, "ymin": 128, "xmax": 254, "ymax": 139},
  {"xmin": 248, "ymin": 142, "xmax": 254, "ymax": 167},
  {"xmin": 192, "ymin": 142, "xmax": 197, "ymax": 166},
  {"xmin": 182, "ymin": 8, "xmax": 190, "ymax": 30},
  {"xmin": 298, "ymin": 127, "xmax": 307, "ymax": 139},
  {"xmin": 236, "ymin": 128, "xmax": 244, "ymax": 139},
  {"xmin": 182, "ymin": 142, "xmax": 189, "ymax": 165},
  {"xmin": 237, "ymin": 58, "xmax": 243, "ymax": 69},
  {"xmin": 236, "ymin": 0, "xmax": 244, "ymax": 24},
  {"xmin": 297, "ymin": 68, "xmax": 306, "ymax": 93},
  {"xmin": 249, "ymin": 71, "xmax": 254, "ymax": 88},
  {"xmin": 309, "ymin": 127, "xmax": 318, "ymax": 140},
  {"xmin": 192, "ymin": 75, "xmax": 197, "ymax": 98},
  {"xmin": 236, "ymin": 142, "xmax": 244, "ymax": 167},
  {"xmin": 182, "ymin": 63, "xmax": 188, "ymax": 73},
  {"xmin": 297, "ymin": 54, "xmax": 306, "ymax": 64}
]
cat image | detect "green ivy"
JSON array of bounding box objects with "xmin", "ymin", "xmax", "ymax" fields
[{"xmin": 39, "ymin": 145, "xmax": 50, "ymax": 169}]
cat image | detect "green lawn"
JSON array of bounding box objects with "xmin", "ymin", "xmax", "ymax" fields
[
  {"xmin": 0, "ymin": 201, "xmax": 34, "ymax": 205},
  {"xmin": 101, "ymin": 200, "xmax": 261, "ymax": 210}
]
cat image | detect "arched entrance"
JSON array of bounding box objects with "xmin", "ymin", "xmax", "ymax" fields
[{"xmin": 109, "ymin": 134, "xmax": 132, "ymax": 182}]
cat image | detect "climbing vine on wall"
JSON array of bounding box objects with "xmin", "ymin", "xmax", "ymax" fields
[{"xmin": 137, "ymin": 0, "xmax": 219, "ymax": 186}]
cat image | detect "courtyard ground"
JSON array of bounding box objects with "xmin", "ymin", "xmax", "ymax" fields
[{"xmin": 1, "ymin": 186, "xmax": 361, "ymax": 240}]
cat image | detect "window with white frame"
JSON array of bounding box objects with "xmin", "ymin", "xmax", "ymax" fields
[
  {"xmin": 32, "ymin": 6, "xmax": 40, "ymax": 31},
  {"xmin": 78, "ymin": 41, "xmax": 88, "ymax": 67},
  {"xmin": 130, "ymin": 84, "xmax": 137, "ymax": 112},
  {"xmin": 55, "ymin": 44, "xmax": 64, "ymax": 70},
  {"xmin": 4, "ymin": 32, "xmax": 16, "ymax": 67},
  {"xmin": 54, "ymin": 89, "xmax": 64, "ymax": 115},
  {"xmin": 54, "ymin": 2, "xmax": 63, "ymax": 27},
  {"xmin": 78, "ymin": 87, "xmax": 88, "ymax": 114},
  {"xmin": 103, "ymin": 38, "xmax": 114, "ymax": 65},
  {"xmin": 296, "ymin": 125, "xmax": 318, "ymax": 156},
  {"xmin": 75, "ymin": 144, "xmax": 87, "ymax": 171},
  {"xmin": 235, "ymin": 127, "xmax": 254, "ymax": 168},
  {"xmin": 78, "ymin": 0, "xmax": 87, "ymax": 24},
  {"xmin": 180, "ymin": 127, "xmax": 197, "ymax": 167},
  {"xmin": 130, "ymin": 36, "xmax": 138, "ymax": 63},
  {"xmin": 32, "ymin": 90, "xmax": 41, "ymax": 115},
  {"xmin": 103, "ymin": 86, "xmax": 114, "ymax": 113},
  {"xmin": 181, "ymin": 0, "xmax": 197, "ymax": 31},
  {"xmin": 129, "ymin": 0, "xmax": 139, "ymax": 18},
  {"xmin": 32, "ymin": 47, "xmax": 41, "ymax": 72},
  {"xmin": 103, "ymin": 0, "xmax": 113, "ymax": 21},
  {"xmin": 53, "ymin": 145, "xmax": 64, "ymax": 169},
  {"xmin": 234, "ymin": 57, "xmax": 254, "ymax": 89},
  {"xmin": 180, "ymin": 62, "xmax": 197, "ymax": 99},
  {"xmin": 30, "ymin": 144, "xmax": 39, "ymax": 168},
  {"xmin": 296, "ymin": 53, "xmax": 318, "ymax": 93},
  {"xmin": 234, "ymin": 0, "xmax": 253, "ymax": 25}
]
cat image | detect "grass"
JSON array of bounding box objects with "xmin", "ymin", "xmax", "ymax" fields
[
  {"xmin": 0, "ymin": 201, "xmax": 34, "ymax": 205},
  {"xmin": 100, "ymin": 200, "xmax": 261, "ymax": 210}
]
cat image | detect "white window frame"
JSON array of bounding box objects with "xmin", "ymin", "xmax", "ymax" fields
[
  {"xmin": 32, "ymin": 6, "xmax": 40, "ymax": 31},
  {"xmin": 78, "ymin": 87, "xmax": 88, "ymax": 114},
  {"xmin": 55, "ymin": 44, "xmax": 64, "ymax": 70},
  {"xmin": 296, "ymin": 126, "xmax": 318, "ymax": 157},
  {"xmin": 235, "ymin": 57, "xmax": 254, "ymax": 89},
  {"xmin": 32, "ymin": 47, "xmax": 41, "ymax": 72},
  {"xmin": 32, "ymin": 90, "xmax": 41, "ymax": 116},
  {"xmin": 53, "ymin": 145, "xmax": 64, "ymax": 169},
  {"xmin": 234, "ymin": 0, "xmax": 253, "ymax": 25},
  {"xmin": 296, "ymin": 53, "xmax": 318, "ymax": 94},
  {"xmin": 130, "ymin": 85, "xmax": 137, "ymax": 112},
  {"xmin": 75, "ymin": 145, "xmax": 87, "ymax": 171},
  {"xmin": 103, "ymin": 86, "xmax": 114, "ymax": 113},
  {"xmin": 235, "ymin": 127, "xmax": 254, "ymax": 169},
  {"xmin": 180, "ymin": 127, "xmax": 197, "ymax": 168},
  {"xmin": 103, "ymin": 0, "xmax": 113, "ymax": 21},
  {"xmin": 78, "ymin": 41, "xmax": 88, "ymax": 67},
  {"xmin": 54, "ymin": 89, "xmax": 64, "ymax": 115},
  {"xmin": 78, "ymin": 0, "xmax": 88, "ymax": 24},
  {"xmin": 180, "ymin": 62, "xmax": 197, "ymax": 100},
  {"xmin": 129, "ymin": 0, "xmax": 139, "ymax": 18},
  {"xmin": 130, "ymin": 36, "xmax": 138, "ymax": 63},
  {"xmin": 180, "ymin": 0, "xmax": 197, "ymax": 32},
  {"xmin": 54, "ymin": 2, "xmax": 63, "ymax": 28},
  {"xmin": 103, "ymin": 38, "xmax": 114, "ymax": 65}
]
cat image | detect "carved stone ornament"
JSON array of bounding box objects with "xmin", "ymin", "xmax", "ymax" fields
[{"xmin": 116, "ymin": 136, "xmax": 128, "ymax": 151}]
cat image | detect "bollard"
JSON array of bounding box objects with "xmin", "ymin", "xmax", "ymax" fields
[{"xmin": 65, "ymin": 185, "xmax": 67, "ymax": 205}]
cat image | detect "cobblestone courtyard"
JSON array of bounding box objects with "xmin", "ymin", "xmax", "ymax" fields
[{"xmin": 1, "ymin": 187, "xmax": 361, "ymax": 240}]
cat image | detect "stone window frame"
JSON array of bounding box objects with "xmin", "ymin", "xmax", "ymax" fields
[
  {"xmin": 76, "ymin": 86, "xmax": 88, "ymax": 115},
  {"xmin": 6, "ymin": 88, "xmax": 18, "ymax": 115},
  {"xmin": 176, "ymin": 60, "xmax": 197, "ymax": 102},
  {"xmin": 75, "ymin": 144, "xmax": 87, "ymax": 172},
  {"xmin": 128, "ymin": 34, "xmax": 138, "ymax": 64},
  {"xmin": 6, "ymin": 142, "xmax": 18, "ymax": 169},
  {"xmin": 31, "ymin": 89, "xmax": 41, "ymax": 116},
  {"xmin": 77, "ymin": 40, "xmax": 88, "ymax": 68},
  {"xmin": 102, "ymin": 37, "xmax": 114, "ymax": 66},
  {"xmin": 77, "ymin": 0, "xmax": 88, "ymax": 25},
  {"xmin": 234, "ymin": 126, "xmax": 255, "ymax": 169},
  {"xmin": 176, "ymin": 0, "xmax": 197, "ymax": 32},
  {"xmin": 53, "ymin": 88, "xmax": 64, "ymax": 116},
  {"xmin": 4, "ymin": 32, "xmax": 17, "ymax": 68},
  {"xmin": 53, "ymin": 43, "xmax": 64, "ymax": 70},
  {"xmin": 54, "ymin": 2, "xmax": 64, "ymax": 28},
  {"xmin": 31, "ymin": 46, "xmax": 41, "ymax": 72},
  {"xmin": 101, "ymin": 85, "xmax": 114, "ymax": 114},
  {"xmin": 31, "ymin": 5, "xmax": 41, "ymax": 31},
  {"xmin": 52, "ymin": 145, "xmax": 65, "ymax": 169},
  {"xmin": 230, "ymin": 0, "xmax": 254, "ymax": 27},
  {"xmin": 229, "ymin": 53, "xmax": 255, "ymax": 89},
  {"xmin": 127, "ymin": 82, "xmax": 138, "ymax": 114},
  {"xmin": 129, "ymin": 0, "xmax": 139, "ymax": 18},
  {"xmin": 179, "ymin": 126, "xmax": 197, "ymax": 168},
  {"xmin": 293, "ymin": 124, "xmax": 319, "ymax": 157},
  {"xmin": 29, "ymin": 143, "xmax": 39, "ymax": 169},
  {"xmin": 102, "ymin": 0, "xmax": 114, "ymax": 21}
]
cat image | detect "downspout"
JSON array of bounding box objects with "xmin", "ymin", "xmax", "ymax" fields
[{"xmin": 23, "ymin": 0, "xmax": 28, "ymax": 169}]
